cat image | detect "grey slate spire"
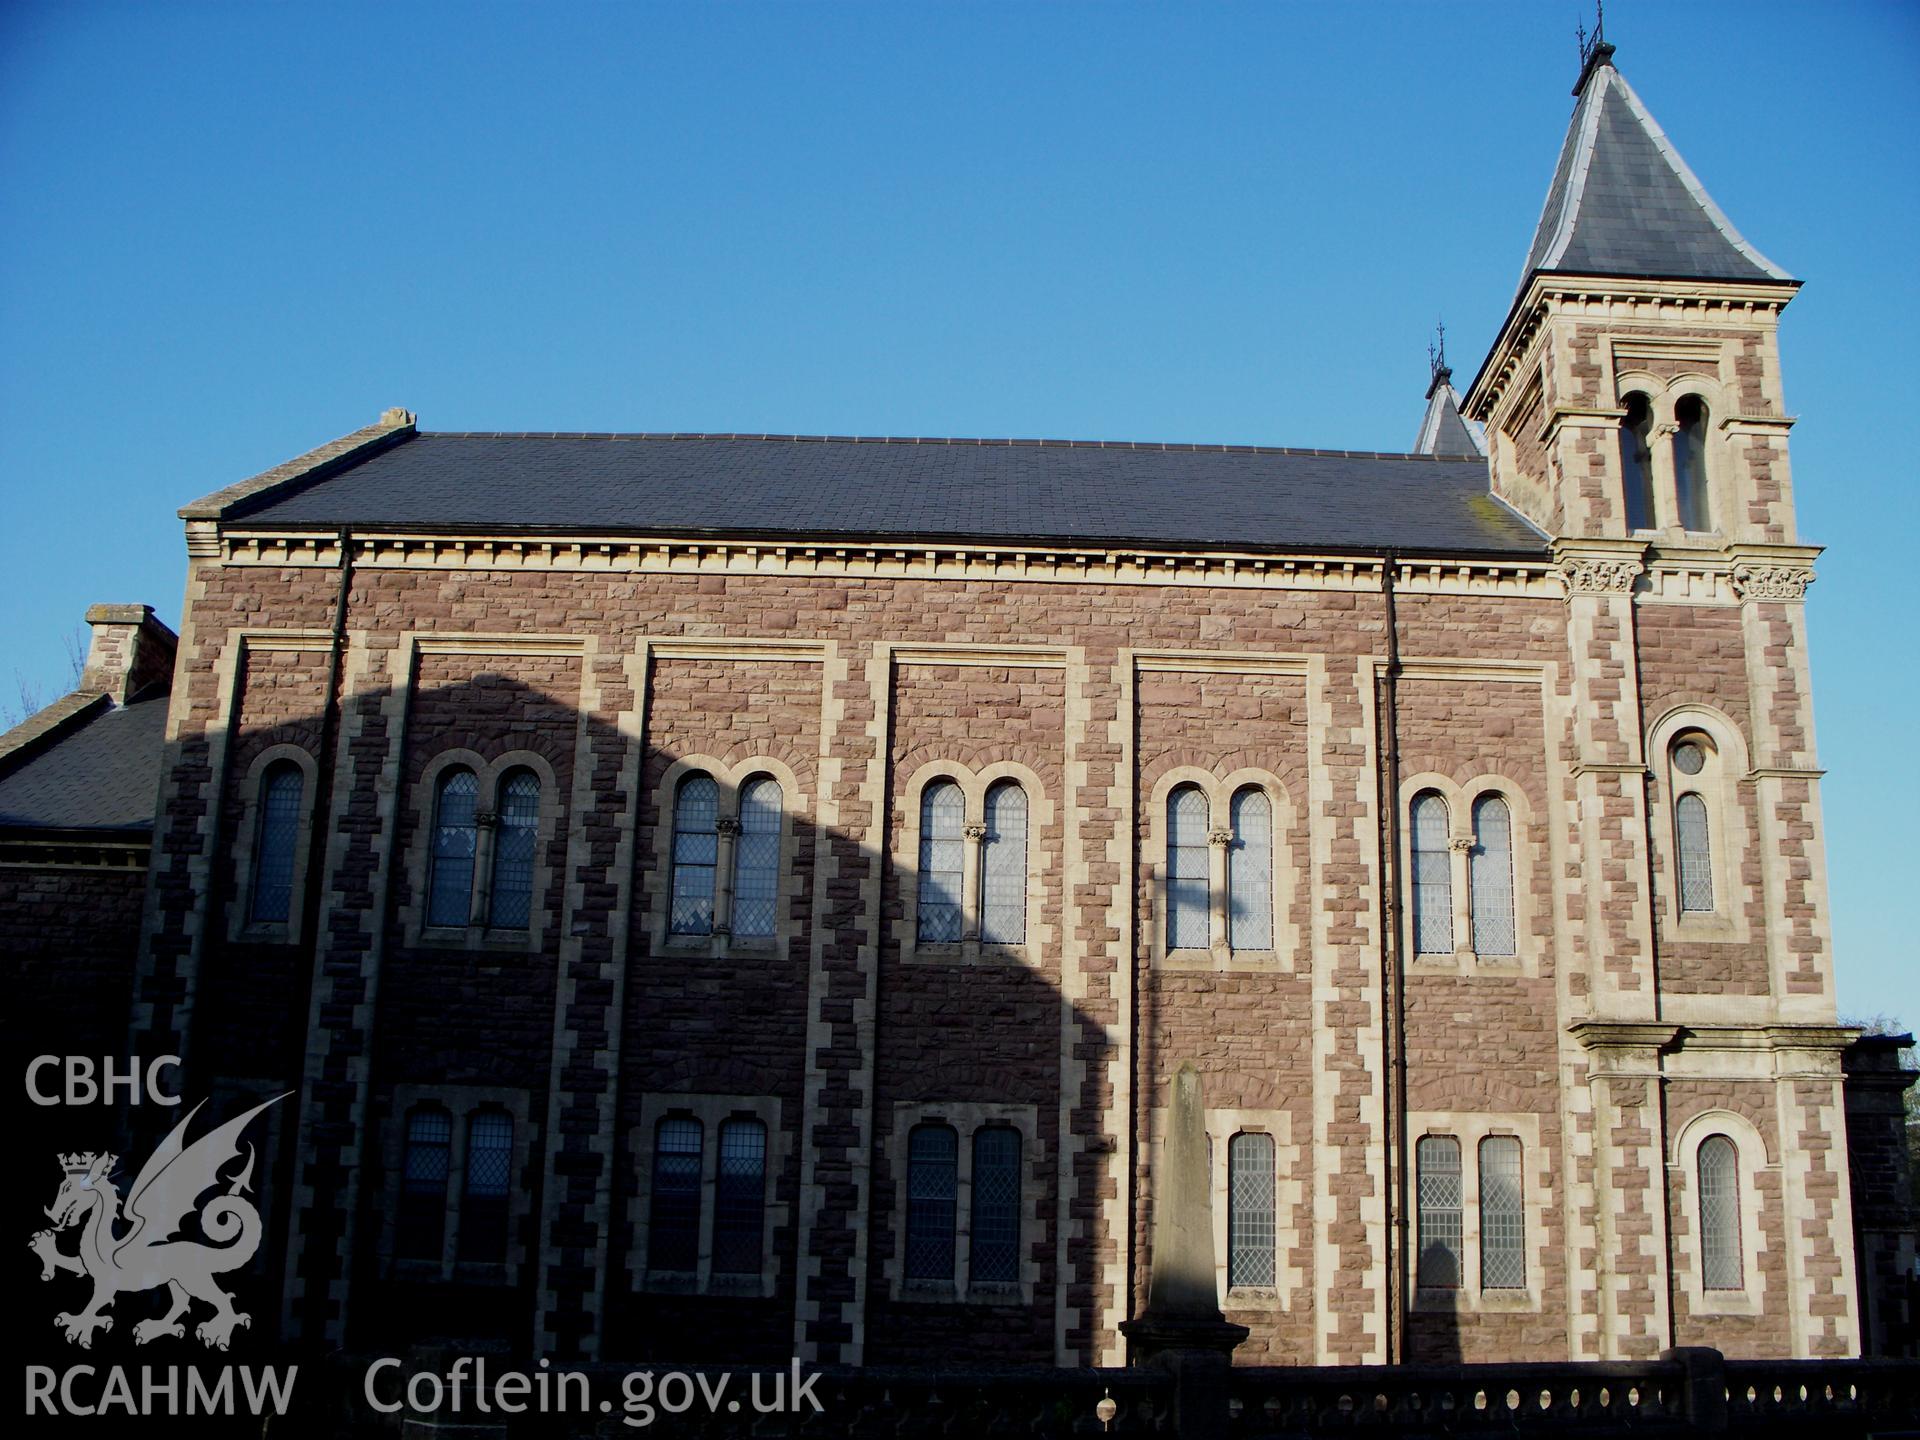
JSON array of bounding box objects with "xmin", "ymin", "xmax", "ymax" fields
[
  {"xmin": 1517, "ymin": 42, "xmax": 1792, "ymax": 292},
  {"xmin": 1414, "ymin": 325, "xmax": 1485, "ymax": 457}
]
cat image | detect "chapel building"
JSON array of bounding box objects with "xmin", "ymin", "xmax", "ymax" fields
[{"xmin": 3, "ymin": 41, "xmax": 1913, "ymax": 1367}]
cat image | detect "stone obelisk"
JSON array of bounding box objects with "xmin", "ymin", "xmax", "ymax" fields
[{"xmin": 1120, "ymin": 1062, "xmax": 1247, "ymax": 1438}]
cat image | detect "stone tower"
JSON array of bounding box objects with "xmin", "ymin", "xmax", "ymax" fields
[{"xmin": 1466, "ymin": 40, "xmax": 1859, "ymax": 1359}]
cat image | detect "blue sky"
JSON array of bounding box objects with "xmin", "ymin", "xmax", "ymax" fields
[{"xmin": 3, "ymin": 1, "xmax": 1915, "ymax": 1026}]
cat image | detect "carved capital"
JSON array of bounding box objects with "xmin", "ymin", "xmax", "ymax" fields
[
  {"xmin": 474, "ymin": 810, "xmax": 498, "ymax": 829},
  {"xmin": 1207, "ymin": 829, "xmax": 1234, "ymax": 848},
  {"xmin": 1555, "ymin": 554, "xmax": 1645, "ymax": 596},
  {"xmin": 1730, "ymin": 562, "xmax": 1813, "ymax": 602},
  {"xmin": 715, "ymin": 816, "xmax": 742, "ymax": 837},
  {"xmin": 963, "ymin": 823, "xmax": 989, "ymax": 841},
  {"xmin": 1449, "ymin": 837, "xmax": 1473, "ymax": 854}
]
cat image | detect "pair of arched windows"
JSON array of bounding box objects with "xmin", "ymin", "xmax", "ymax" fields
[
  {"xmin": 905, "ymin": 1122, "xmax": 1022, "ymax": 1287},
  {"xmin": 916, "ymin": 779, "xmax": 1029, "ymax": 945},
  {"xmin": 1166, "ymin": 784, "xmax": 1273, "ymax": 951},
  {"xmin": 248, "ymin": 759, "xmax": 306, "ymax": 924},
  {"xmin": 668, "ymin": 774, "xmax": 783, "ymax": 938},
  {"xmin": 397, "ymin": 1103, "xmax": 513, "ymax": 1264},
  {"xmin": 1620, "ymin": 391, "xmax": 1711, "ymax": 532},
  {"xmin": 1416, "ymin": 1134, "xmax": 1525, "ymax": 1291},
  {"xmin": 648, "ymin": 1115, "xmax": 768, "ymax": 1276},
  {"xmin": 426, "ymin": 766, "xmax": 542, "ymax": 929},
  {"xmin": 1409, "ymin": 791, "xmax": 1515, "ymax": 957}
]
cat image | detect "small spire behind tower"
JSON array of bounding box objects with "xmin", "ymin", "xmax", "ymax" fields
[{"xmin": 1414, "ymin": 320, "xmax": 1485, "ymax": 458}]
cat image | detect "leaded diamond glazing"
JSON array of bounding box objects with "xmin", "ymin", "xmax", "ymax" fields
[
  {"xmin": 398, "ymin": 1105, "xmax": 451, "ymax": 1260},
  {"xmin": 1411, "ymin": 792, "xmax": 1453, "ymax": 955},
  {"xmin": 670, "ymin": 776, "xmax": 718, "ymax": 935},
  {"xmin": 1677, "ymin": 792, "xmax": 1714, "ymax": 913},
  {"xmin": 427, "ymin": 770, "xmax": 479, "ymax": 927},
  {"xmin": 1479, "ymin": 1135, "xmax": 1525, "ymax": 1289},
  {"xmin": 489, "ymin": 769, "xmax": 540, "ymax": 929},
  {"xmin": 459, "ymin": 1107, "xmax": 513, "ymax": 1262},
  {"xmin": 1699, "ymin": 1135, "xmax": 1742, "ymax": 1290},
  {"xmin": 970, "ymin": 1126, "xmax": 1020, "ymax": 1284},
  {"xmin": 917, "ymin": 783, "xmax": 965, "ymax": 943},
  {"xmin": 732, "ymin": 778, "xmax": 782, "ymax": 938},
  {"xmin": 1167, "ymin": 786, "xmax": 1210, "ymax": 950},
  {"xmin": 981, "ymin": 782, "xmax": 1028, "ymax": 944},
  {"xmin": 250, "ymin": 762, "xmax": 303, "ymax": 923},
  {"xmin": 1228, "ymin": 788, "xmax": 1273, "ymax": 951},
  {"xmin": 1470, "ymin": 794, "xmax": 1516, "ymax": 957},
  {"xmin": 1416, "ymin": 1135, "xmax": 1462, "ymax": 1289},
  {"xmin": 713, "ymin": 1119, "xmax": 767, "ymax": 1275},
  {"xmin": 649, "ymin": 1117, "xmax": 702, "ymax": 1272},
  {"xmin": 905, "ymin": 1123, "xmax": 957, "ymax": 1282},
  {"xmin": 1228, "ymin": 1132, "xmax": 1276, "ymax": 1288}
]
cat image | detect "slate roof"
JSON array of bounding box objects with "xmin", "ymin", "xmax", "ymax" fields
[
  {"xmin": 1519, "ymin": 53, "xmax": 1792, "ymax": 291},
  {"xmin": 0, "ymin": 691, "xmax": 170, "ymax": 834},
  {"xmin": 222, "ymin": 431, "xmax": 1546, "ymax": 557}
]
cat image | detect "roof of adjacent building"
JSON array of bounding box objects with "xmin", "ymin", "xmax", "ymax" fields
[
  {"xmin": 0, "ymin": 690, "xmax": 170, "ymax": 834},
  {"xmin": 1519, "ymin": 47, "xmax": 1793, "ymax": 291},
  {"xmin": 215, "ymin": 430, "xmax": 1547, "ymax": 557}
]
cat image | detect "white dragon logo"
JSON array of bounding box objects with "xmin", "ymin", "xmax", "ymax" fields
[{"xmin": 28, "ymin": 1094, "xmax": 287, "ymax": 1349}]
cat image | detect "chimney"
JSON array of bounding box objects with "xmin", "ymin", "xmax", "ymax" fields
[{"xmin": 81, "ymin": 604, "xmax": 178, "ymax": 705}]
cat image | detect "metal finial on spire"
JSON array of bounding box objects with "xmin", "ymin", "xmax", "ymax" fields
[
  {"xmin": 1573, "ymin": 0, "xmax": 1614, "ymax": 94},
  {"xmin": 1429, "ymin": 320, "xmax": 1449, "ymax": 383}
]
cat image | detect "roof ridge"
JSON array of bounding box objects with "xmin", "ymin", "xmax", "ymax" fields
[{"xmin": 414, "ymin": 431, "xmax": 1484, "ymax": 463}]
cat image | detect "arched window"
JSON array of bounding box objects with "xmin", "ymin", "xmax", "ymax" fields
[
  {"xmin": 427, "ymin": 768, "xmax": 479, "ymax": 927},
  {"xmin": 1673, "ymin": 740, "xmax": 1715, "ymax": 914},
  {"xmin": 1672, "ymin": 394, "xmax": 1712, "ymax": 532},
  {"xmin": 669, "ymin": 775, "xmax": 719, "ymax": 936},
  {"xmin": 648, "ymin": 1117, "xmax": 703, "ymax": 1272},
  {"xmin": 1620, "ymin": 392, "xmax": 1656, "ymax": 530},
  {"xmin": 1415, "ymin": 1135, "xmax": 1462, "ymax": 1289},
  {"xmin": 488, "ymin": 769, "xmax": 540, "ymax": 929},
  {"xmin": 250, "ymin": 760, "xmax": 304, "ymax": 924},
  {"xmin": 917, "ymin": 781, "xmax": 966, "ymax": 943},
  {"xmin": 1228, "ymin": 787, "xmax": 1274, "ymax": 952},
  {"xmin": 1410, "ymin": 792, "xmax": 1453, "ymax": 956},
  {"xmin": 397, "ymin": 1104, "xmax": 452, "ymax": 1260},
  {"xmin": 1470, "ymin": 794, "xmax": 1516, "ymax": 957},
  {"xmin": 1478, "ymin": 1136, "xmax": 1525, "ymax": 1289},
  {"xmin": 905, "ymin": 1122, "xmax": 957, "ymax": 1283},
  {"xmin": 713, "ymin": 1118, "xmax": 767, "ymax": 1275},
  {"xmin": 1167, "ymin": 786, "xmax": 1210, "ymax": 950},
  {"xmin": 1675, "ymin": 794, "xmax": 1714, "ymax": 912},
  {"xmin": 1698, "ymin": 1134, "xmax": 1743, "ymax": 1290},
  {"xmin": 732, "ymin": 777, "xmax": 782, "ymax": 939},
  {"xmin": 980, "ymin": 781, "xmax": 1028, "ymax": 945},
  {"xmin": 459, "ymin": 1108, "xmax": 513, "ymax": 1263},
  {"xmin": 970, "ymin": 1125, "xmax": 1021, "ymax": 1285},
  {"xmin": 1227, "ymin": 1131, "xmax": 1277, "ymax": 1288}
]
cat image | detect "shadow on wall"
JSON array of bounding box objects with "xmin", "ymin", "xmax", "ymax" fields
[{"xmin": 42, "ymin": 668, "xmax": 1190, "ymax": 1370}]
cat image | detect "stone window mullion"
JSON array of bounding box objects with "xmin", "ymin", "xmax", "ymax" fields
[
  {"xmin": 1449, "ymin": 831, "xmax": 1473, "ymax": 957},
  {"xmin": 961, "ymin": 818, "xmax": 988, "ymax": 944},
  {"xmin": 444, "ymin": 1110, "xmax": 471, "ymax": 1280},
  {"xmin": 1208, "ymin": 824, "xmax": 1232, "ymax": 958},
  {"xmin": 470, "ymin": 806, "xmax": 499, "ymax": 929},
  {"xmin": 714, "ymin": 815, "xmax": 741, "ymax": 938},
  {"xmin": 696, "ymin": 1123, "xmax": 720, "ymax": 1292},
  {"xmin": 1649, "ymin": 395, "xmax": 1682, "ymax": 531}
]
